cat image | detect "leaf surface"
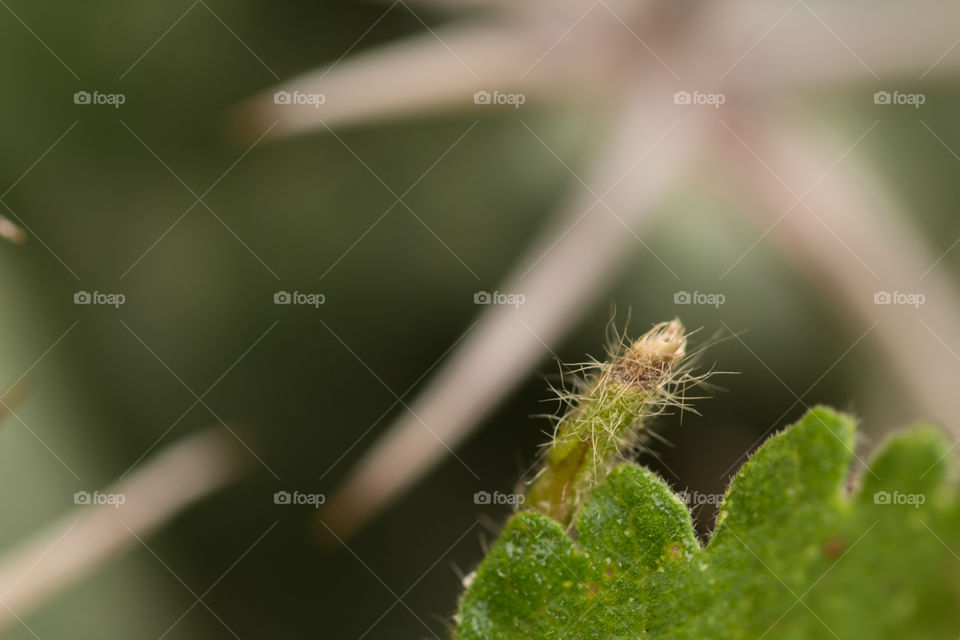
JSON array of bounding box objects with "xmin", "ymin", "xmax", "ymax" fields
[{"xmin": 456, "ymin": 407, "xmax": 960, "ymax": 639}]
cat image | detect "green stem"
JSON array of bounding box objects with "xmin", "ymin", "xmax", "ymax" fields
[{"xmin": 526, "ymin": 319, "xmax": 687, "ymax": 526}]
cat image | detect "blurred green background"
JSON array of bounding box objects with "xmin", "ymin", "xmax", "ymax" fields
[{"xmin": 0, "ymin": 1, "xmax": 958, "ymax": 638}]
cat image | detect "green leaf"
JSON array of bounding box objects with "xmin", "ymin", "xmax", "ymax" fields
[{"xmin": 455, "ymin": 407, "xmax": 960, "ymax": 639}]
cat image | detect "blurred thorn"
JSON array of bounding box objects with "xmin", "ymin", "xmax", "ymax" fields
[
  {"xmin": 703, "ymin": 0, "xmax": 960, "ymax": 89},
  {"xmin": 227, "ymin": 0, "xmax": 960, "ymax": 145},
  {"xmin": 315, "ymin": 87, "xmax": 711, "ymax": 540},
  {"xmin": 228, "ymin": 22, "xmax": 533, "ymax": 139},
  {"xmin": 225, "ymin": 18, "xmax": 612, "ymax": 142},
  {"xmin": 724, "ymin": 116, "xmax": 960, "ymax": 439},
  {"xmin": 362, "ymin": 0, "xmax": 505, "ymax": 8},
  {"xmin": 0, "ymin": 427, "xmax": 251, "ymax": 631},
  {"xmin": 360, "ymin": 0, "xmax": 603, "ymax": 17},
  {"xmin": 0, "ymin": 216, "xmax": 27, "ymax": 245}
]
